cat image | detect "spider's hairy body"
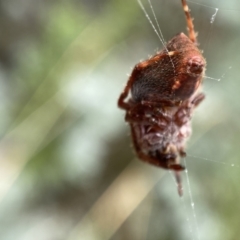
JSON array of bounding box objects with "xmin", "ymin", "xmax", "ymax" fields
[
  {"xmin": 118, "ymin": 0, "xmax": 206, "ymax": 196},
  {"xmin": 131, "ymin": 33, "xmax": 205, "ymax": 103}
]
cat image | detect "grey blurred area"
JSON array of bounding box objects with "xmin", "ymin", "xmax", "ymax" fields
[{"xmin": 0, "ymin": 0, "xmax": 239, "ymax": 239}]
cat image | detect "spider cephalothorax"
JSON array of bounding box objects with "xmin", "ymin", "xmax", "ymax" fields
[{"xmin": 118, "ymin": 0, "xmax": 206, "ymax": 196}]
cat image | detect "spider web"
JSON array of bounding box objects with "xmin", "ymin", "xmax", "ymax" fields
[{"xmin": 0, "ymin": 1, "xmax": 239, "ymax": 240}]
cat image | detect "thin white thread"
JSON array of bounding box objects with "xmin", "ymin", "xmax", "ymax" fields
[
  {"xmin": 203, "ymin": 7, "xmax": 219, "ymax": 54},
  {"xmin": 147, "ymin": 0, "xmax": 166, "ymax": 43},
  {"xmin": 187, "ymin": 154, "xmax": 239, "ymax": 168},
  {"xmin": 210, "ymin": 8, "xmax": 219, "ymax": 24},
  {"xmin": 187, "ymin": 0, "xmax": 240, "ymax": 12},
  {"xmin": 204, "ymin": 66, "xmax": 232, "ymax": 83},
  {"xmin": 181, "ymin": 197, "xmax": 195, "ymax": 240},
  {"xmin": 204, "ymin": 75, "xmax": 220, "ymax": 82},
  {"xmin": 168, "ymin": 171, "xmax": 195, "ymax": 240},
  {"xmin": 136, "ymin": 0, "xmax": 176, "ymax": 72},
  {"xmin": 137, "ymin": 0, "xmax": 165, "ymax": 48},
  {"xmin": 219, "ymin": 66, "xmax": 232, "ymax": 80},
  {"xmin": 183, "ymin": 159, "xmax": 201, "ymax": 240}
]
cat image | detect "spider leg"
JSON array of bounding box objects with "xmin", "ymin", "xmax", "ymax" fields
[
  {"xmin": 125, "ymin": 110, "xmax": 159, "ymax": 126},
  {"xmin": 174, "ymin": 170, "xmax": 183, "ymax": 196},
  {"xmin": 130, "ymin": 124, "xmax": 168, "ymax": 167},
  {"xmin": 192, "ymin": 92, "xmax": 205, "ymax": 107},
  {"xmin": 118, "ymin": 61, "xmax": 152, "ymax": 111},
  {"xmin": 136, "ymin": 149, "xmax": 185, "ymax": 196},
  {"xmin": 141, "ymin": 98, "xmax": 179, "ymax": 108},
  {"xmin": 181, "ymin": 0, "xmax": 197, "ymax": 44},
  {"xmin": 179, "ymin": 149, "xmax": 187, "ymax": 157},
  {"xmin": 125, "ymin": 103, "xmax": 170, "ymax": 123},
  {"xmin": 173, "ymin": 92, "xmax": 205, "ymax": 126},
  {"xmin": 118, "ymin": 52, "xmax": 177, "ymax": 110},
  {"xmin": 169, "ymin": 164, "xmax": 185, "ymax": 171},
  {"xmin": 118, "ymin": 77, "xmax": 133, "ymax": 110},
  {"xmin": 174, "ymin": 104, "xmax": 191, "ymax": 126}
]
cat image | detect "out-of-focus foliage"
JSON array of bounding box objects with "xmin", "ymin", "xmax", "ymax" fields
[{"xmin": 0, "ymin": 0, "xmax": 239, "ymax": 240}]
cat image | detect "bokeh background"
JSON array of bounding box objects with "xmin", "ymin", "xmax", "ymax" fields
[{"xmin": 0, "ymin": 0, "xmax": 240, "ymax": 239}]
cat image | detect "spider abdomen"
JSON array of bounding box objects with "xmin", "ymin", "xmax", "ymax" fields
[{"xmin": 131, "ymin": 33, "xmax": 206, "ymax": 104}]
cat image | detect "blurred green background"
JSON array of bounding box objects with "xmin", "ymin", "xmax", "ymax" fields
[{"xmin": 0, "ymin": 0, "xmax": 240, "ymax": 239}]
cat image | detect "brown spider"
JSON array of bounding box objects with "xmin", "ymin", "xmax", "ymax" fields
[{"xmin": 118, "ymin": 0, "xmax": 206, "ymax": 196}]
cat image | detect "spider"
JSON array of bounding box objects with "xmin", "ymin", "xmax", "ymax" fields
[{"xmin": 118, "ymin": 0, "xmax": 206, "ymax": 196}]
